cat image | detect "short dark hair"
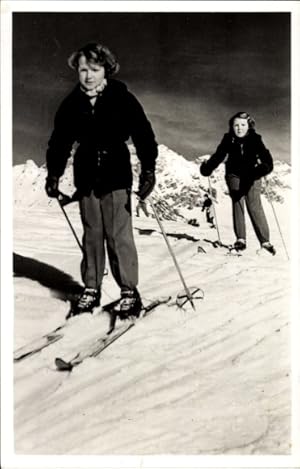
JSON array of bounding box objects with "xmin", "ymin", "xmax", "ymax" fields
[
  {"xmin": 68, "ymin": 42, "xmax": 120, "ymax": 77},
  {"xmin": 228, "ymin": 111, "xmax": 256, "ymax": 133}
]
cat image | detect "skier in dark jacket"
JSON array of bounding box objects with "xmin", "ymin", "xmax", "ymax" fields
[
  {"xmin": 200, "ymin": 111, "xmax": 275, "ymax": 254},
  {"xmin": 45, "ymin": 42, "xmax": 158, "ymax": 317},
  {"xmin": 202, "ymin": 194, "xmax": 214, "ymax": 227}
]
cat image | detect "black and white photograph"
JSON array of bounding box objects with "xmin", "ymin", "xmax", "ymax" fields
[{"xmin": 1, "ymin": 1, "xmax": 300, "ymax": 467}]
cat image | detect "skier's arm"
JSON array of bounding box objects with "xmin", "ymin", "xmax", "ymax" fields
[
  {"xmin": 253, "ymin": 134, "xmax": 274, "ymax": 179},
  {"xmin": 128, "ymin": 92, "xmax": 158, "ymax": 199},
  {"xmin": 46, "ymin": 100, "xmax": 76, "ymax": 180},
  {"xmin": 128, "ymin": 92, "xmax": 158, "ymax": 172},
  {"xmin": 200, "ymin": 134, "xmax": 230, "ymax": 177}
]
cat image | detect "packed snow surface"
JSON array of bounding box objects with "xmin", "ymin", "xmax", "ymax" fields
[{"xmin": 13, "ymin": 144, "xmax": 291, "ymax": 456}]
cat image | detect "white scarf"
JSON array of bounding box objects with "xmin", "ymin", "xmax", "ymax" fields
[{"xmin": 81, "ymin": 78, "xmax": 107, "ymax": 99}]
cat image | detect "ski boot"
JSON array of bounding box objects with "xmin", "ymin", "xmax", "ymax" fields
[
  {"xmin": 233, "ymin": 239, "xmax": 247, "ymax": 251},
  {"xmin": 67, "ymin": 287, "xmax": 100, "ymax": 319},
  {"xmin": 261, "ymin": 241, "xmax": 276, "ymax": 255},
  {"xmin": 116, "ymin": 289, "xmax": 143, "ymax": 320}
]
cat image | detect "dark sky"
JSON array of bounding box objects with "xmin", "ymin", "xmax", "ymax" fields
[{"xmin": 13, "ymin": 12, "xmax": 290, "ymax": 165}]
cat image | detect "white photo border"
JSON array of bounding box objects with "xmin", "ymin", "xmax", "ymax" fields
[{"xmin": 1, "ymin": 1, "xmax": 299, "ymax": 468}]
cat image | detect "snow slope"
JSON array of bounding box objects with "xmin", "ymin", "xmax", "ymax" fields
[{"xmin": 12, "ymin": 145, "xmax": 292, "ymax": 457}]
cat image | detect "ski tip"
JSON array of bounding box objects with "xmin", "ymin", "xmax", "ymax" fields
[
  {"xmin": 14, "ymin": 354, "xmax": 26, "ymax": 362},
  {"xmin": 55, "ymin": 357, "xmax": 73, "ymax": 372}
]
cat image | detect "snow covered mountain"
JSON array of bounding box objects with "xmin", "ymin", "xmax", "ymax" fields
[{"xmin": 13, "ymin": 144, "xmax": 291, "ymax": 219}]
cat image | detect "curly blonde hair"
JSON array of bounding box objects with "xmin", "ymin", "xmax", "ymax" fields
[
  {"xmin": 228, "ymin": 111, "xmax": 256, "ymax": 133},
  {"xmin": 68, "ymin": 42, "xmax": 120, "ymax": 77}
]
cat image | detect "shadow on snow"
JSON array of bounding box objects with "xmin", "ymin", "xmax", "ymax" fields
[
  {"xmin": 13, "ymin": 252, "xmax": 82, "ymax": 302},
  {"xmin": 135, "ymin": 227, "xmax": 200, "ymax": 242}
]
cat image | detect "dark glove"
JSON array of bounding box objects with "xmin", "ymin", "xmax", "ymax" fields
[
  {"xmin": 137, "ymin": 169, "xmax": 155, "ymax": 200},
  {"xmin": 45, "ymin": 176, "xmax": 59, "ymax": 198},
  {"xmin": 200, "ymin": 160, "xmax": 212, "ymax": 177},
  {"xmin": 253, "ymin": 163, "xmax": 268, "ymax": 180}
]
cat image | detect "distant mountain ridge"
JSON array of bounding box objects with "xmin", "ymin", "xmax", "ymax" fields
[{"xmin": 13, "ymin": 144, "xmax": 291, "ymax": 220}]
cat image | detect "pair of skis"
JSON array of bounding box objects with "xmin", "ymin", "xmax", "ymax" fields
[
  {"xmin": 14, "ymin": 296, "xmax": 171, "ymax": 371},
  {"xmin": 204, "ymin": 238, "xmax": 276, "ymax": 257},
  {"xmin": 203, "ymin": 239, "xmax": 243, "ymax": 256}
]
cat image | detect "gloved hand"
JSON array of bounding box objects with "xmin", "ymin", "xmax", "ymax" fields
[
  {"xmin": 200, "ymin": 160, "xmax": 212, "ymax": 177},
  {"xmin": 253, "ymin": 163, "xmax": 268, "ymax": 180},
  {"xmin": 45, "ymin": 176, "xmax": 59, "ymax": 198},
  {"xmin": 137, "ymin": 169, "xmax": 155, "ymax": 200}
]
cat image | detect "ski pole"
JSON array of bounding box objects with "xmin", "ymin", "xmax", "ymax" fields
[
  {"xmin": 148, "ymin": 197, "xmax": 196, "ymax": 310},
  {"xmin": 208, "ymin": 176, "xmax": 221, "ymax": 244},
  {"xmin": 57, "ymin": 193, "xmax": 83, "ymax": 253},
  {"xmin": 263, "ymin": 177, "xmax": 289, "ymax": 260}
]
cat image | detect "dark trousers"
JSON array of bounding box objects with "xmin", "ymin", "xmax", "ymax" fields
[
  {"xmin": 206, "ymin": 208, "xmax": 214, "ymax": 224},
  {"xmin": 79, "ymin": 189, "xmax": 138, "ymax": 293},
  {"xmin": 226, "ymin": 175, "xmax": 270, "ymax": 244}
]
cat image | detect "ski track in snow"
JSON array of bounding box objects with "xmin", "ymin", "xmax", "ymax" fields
[
  {"xmin": 13, "ymin": 149, "xmax": 291, "ymax": 455},
  {"xmin": 13, "ymin": 197, "xmax": 291, "ymax": 455}
]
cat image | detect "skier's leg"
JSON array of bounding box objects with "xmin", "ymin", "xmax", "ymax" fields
[
  {"xmin": 245, "ymin": 179, "xmax": 270, "ymax": 244},
  {"xmin": 208, "ymin": 208, "xmax": 214, "ymax": 226},
  {"xmin": 101, "ymin": 189, "xmax": 141, "ymax": 317},
  {"xmin": 79, "ymin": 191, "xmax": 106, "ymax": 291},
  {"xmin": 226, "ymin": 175, "xmax": 246, "ymax": 242},
  {"xmin": 101, "ymin": 188, "xmax": 138, "ymax": 291}
]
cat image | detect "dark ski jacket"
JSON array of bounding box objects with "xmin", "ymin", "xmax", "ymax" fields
[
  {"xmin": 200, "ymin": 130, "xmax": 273, "ymax": 180},
  {"xmin": 202, "ymin": 197, "xmax": 212, "ymax": 211},
  {"xmin": 46, "ymin": 79, "xmax": 158, "ymax": 194}
]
